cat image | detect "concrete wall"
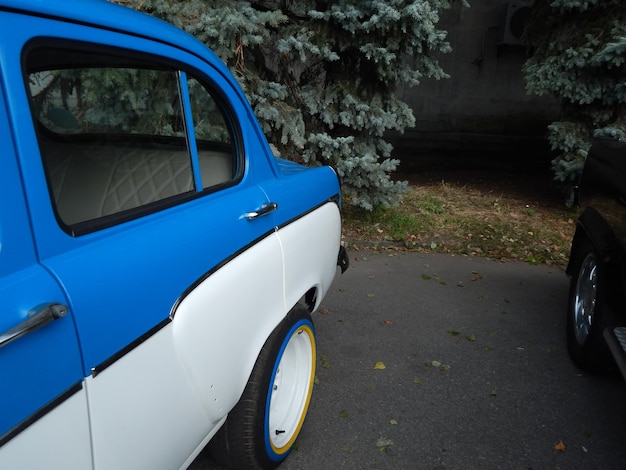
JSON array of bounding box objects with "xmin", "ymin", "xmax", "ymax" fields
[{"xmin": 392, "ymin": 0, "xmax": 560, "ymax": 162}]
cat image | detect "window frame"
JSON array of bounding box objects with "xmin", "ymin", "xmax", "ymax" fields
[{"xmin": 22, "ymin": 39, "xmax": 245, "ymax": 236}]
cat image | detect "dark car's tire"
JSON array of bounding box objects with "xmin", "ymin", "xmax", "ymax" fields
[
  {"xmin": 209, "ymin": 305, "xmax": 316, "ymax": 469},
  {"xmin": 567, "ymin": 245, "xmax": 614, "ymax": 373}
]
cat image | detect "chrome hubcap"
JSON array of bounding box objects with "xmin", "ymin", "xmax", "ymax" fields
[{"xmin": 573, "ymin": 253, "xmax": 597, "ymax": 345}]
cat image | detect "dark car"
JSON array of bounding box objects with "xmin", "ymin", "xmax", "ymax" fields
[{"xmin": 566, "ymin": 138, "xmax": 626, "ymax": 378}]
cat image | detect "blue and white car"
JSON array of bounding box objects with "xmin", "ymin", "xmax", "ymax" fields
[{"xmin": 0, "ymin": 1, "xmax": 348, "ymax": 468}]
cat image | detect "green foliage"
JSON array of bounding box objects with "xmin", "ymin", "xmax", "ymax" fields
[
  {"xmin": 524, "ymin": 0, "xmax": 626, "ymax": 184},
  {"xmin": 113, "ymin": 0, "xmax": 465, "ymax": 209}
]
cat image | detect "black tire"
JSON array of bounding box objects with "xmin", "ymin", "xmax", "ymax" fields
[
  {"xmin": 209, "ymin": 305, "xmax": 316, "ymax": 469},
  {"xmin": 566, "ymin": 244, "xmax": 614, "ymax": 373}
]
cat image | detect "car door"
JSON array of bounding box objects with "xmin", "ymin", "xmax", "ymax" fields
[
  {"xmin": 0, "ymin": 73, "xmax": 92, "ymax": 468},
  {"xmin": 3, "ymin": 12, "xmax": 287, "ymax": 468}
]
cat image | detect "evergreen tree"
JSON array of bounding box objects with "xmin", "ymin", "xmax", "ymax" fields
[
  {"xmin": 523, "ymin": 0, "xmax": 626, "ymax": 187},
  {"xmin": 113, "ymin": 0, "xmax": 466, "ymax": 209}
]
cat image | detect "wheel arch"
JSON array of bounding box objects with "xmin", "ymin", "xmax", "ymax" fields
[
  {"xmin": 568, "ymin": 207, "xmax": 626, "ymax": 312},
  {"xmin": 569, "ymin": 208, "xmax": 616, "ymax": 272},
  {"xmin": 207, "ymin": 303, "xmax": 316, "ymax": 468},
  {"xmin": 279, "ymin": 201, "xmax": 342, "ymax": 315},
  {"xmin": 303, "ymin": 286, "xmax": 319, "ymax": 312}
]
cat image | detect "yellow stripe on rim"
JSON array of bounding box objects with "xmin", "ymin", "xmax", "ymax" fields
[{"xmin": 270, "ymin": 324, "xmax": 316, "ymax": 455}]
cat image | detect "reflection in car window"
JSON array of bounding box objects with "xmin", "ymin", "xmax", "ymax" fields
[
  {"xmin": 186, "ymin": 76, "xmax": 236, "ymax": 189},
  {"xmin": 30, "ymin": 68, "xmax": 187, "ymax": 137},
  {"xmin": 26, "ymin": 46, "xmax": 237, "ymax": 232}
]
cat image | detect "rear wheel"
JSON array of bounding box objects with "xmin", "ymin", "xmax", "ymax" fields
[
  {"xmin": 209, "ymin": 305, "xmax": 316, "ymax": 469},
  {"xmin": 567, "ymin": 245, "xmax": 614, "ymax": 373}
]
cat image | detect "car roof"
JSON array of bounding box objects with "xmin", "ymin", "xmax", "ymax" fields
[{"xmin": 0, "ymin": 0, "xmax": 231, "ymax": 78}]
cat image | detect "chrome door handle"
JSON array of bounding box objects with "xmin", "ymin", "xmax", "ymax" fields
[
  {"xmin": 0, "ymin": 303, "xmax": 68, "ymax": 348},
  {"xmin": 244, "ymin": 202, "xmax": 278, "ymax": 220}
]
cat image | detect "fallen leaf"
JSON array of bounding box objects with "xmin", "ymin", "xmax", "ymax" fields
[
  {"xmin": 339, "ymin": 410, "xmax": 349, "ymax": 418},
  {"xmin": 389, "ymin": 419, "xmax": 398, "ymax": 425},
  {"xmin": 554, "ymin": 440, "xmax": 566, "ymax": 452},
  {"xmin": 376, "ymin": 437, "xmax": 394, "ymax": 448},
  {"xmin": 413, "ymin": 377, "xmax": 423, "ymax": 384},
  {"xmin": 448, "ymin": 330, "xmax": 461, "ymax": 336},
  {"xmin": 421, "ymin": 274, "xmax": 432, "ymax": 281},
  {"xmin": 431, "ymin": 360, "xmax": 450, "ymax": 371},
  {"xmin": 383, "ymin": 320, "xmax": 393, "ymax": 325},
  {"xmin": 374, "ymin": 361, "xmax": 386, "ymax": 370}
]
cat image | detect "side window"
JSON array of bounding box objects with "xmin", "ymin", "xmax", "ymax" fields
[
  {"xmin": 25, "ymin": 45, "xmax": 238, "ymax": 234},
  {"xmin": 187, "ymin": 76, "xmax": 237, "ymax": 190}
]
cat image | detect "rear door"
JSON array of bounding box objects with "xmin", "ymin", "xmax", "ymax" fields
[{"xmin": 0, "ymin": 64, "xmax": 92, "ymax": 467}]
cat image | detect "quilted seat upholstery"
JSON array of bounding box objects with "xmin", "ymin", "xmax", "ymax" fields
[{"xmin": 41, "ymin": 140, "xmax": 232, "ymax": 225}]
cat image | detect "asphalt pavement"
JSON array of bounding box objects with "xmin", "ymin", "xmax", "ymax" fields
[{"xmin": 191, "ymin": 250, "xmax": 626, "ymax": 470}]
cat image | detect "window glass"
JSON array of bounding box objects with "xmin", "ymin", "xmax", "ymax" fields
[
  {"xmin": 25, "ymin": 46, "xmax": 238, "ymax": 233},
  {"xmin": 30, "ymin": 68, "xmax": 186, "ymax": 137},
  {"xmin": 187, "ymin": 76, "xmax": 231, "ymax": 144},
  {"xmin": 187, "ymin": 76, "xmax": 236, "ymax": 189}
]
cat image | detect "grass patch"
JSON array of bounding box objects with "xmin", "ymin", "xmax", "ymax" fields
[{"xmin": 342, "ymin": 180, "xmax": 577, "ymax": 266}]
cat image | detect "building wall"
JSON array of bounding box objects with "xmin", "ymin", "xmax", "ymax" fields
[{"xmin": 393, "ymin": 0, "xmax": 560, "ymax": 160}]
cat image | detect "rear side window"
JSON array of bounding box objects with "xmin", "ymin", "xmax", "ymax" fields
[{"xmin": 25, "ymin": 45, "xmax": 239, "ymax": 234}]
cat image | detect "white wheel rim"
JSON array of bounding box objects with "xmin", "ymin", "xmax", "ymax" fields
[{"xmin": 268, "ymin": 324, "xmax": 315, "ymax": 453}]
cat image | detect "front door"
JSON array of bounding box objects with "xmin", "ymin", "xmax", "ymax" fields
[{"xmin": 0, "ymin": 73, "xmax": 92, "ymax": 468}]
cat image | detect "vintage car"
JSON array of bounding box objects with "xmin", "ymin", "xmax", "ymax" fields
[
  {"xmin": 566, "ymin": 138, "xmax": 626, "ymax": 379},
  {"xmin": 0, "ymin": 1, "xmax": 348, "ymax": 469}
]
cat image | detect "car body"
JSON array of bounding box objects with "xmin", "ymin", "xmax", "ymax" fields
[
  {"xmin": 566, "ymin": 138, "xmax": 626, "ymax": 379},
  {"xmin": 0, "ymin": 1, "xmax": 347, "ymax": 468}
]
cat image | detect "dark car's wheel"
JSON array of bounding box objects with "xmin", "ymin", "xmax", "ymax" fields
[
  {"xmin": 567, "ymin": 245, "xmax": 614, "ymax": 373},
  {"xmin": 209, "ymin": 305, "xmax": 316, "ymax": 469}
]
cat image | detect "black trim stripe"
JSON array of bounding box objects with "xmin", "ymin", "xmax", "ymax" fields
[
  {"xmin": 276, "ymin": 194, "xmax": 340, "ymax": 232},
  {"xmin": 170, "ymin": 195, "xmax": 340, "ymax": 319},
  {"xmin": 90, "ymin": 227, "xmax": 278, "ymax": 377},
  {"xmin": 169, "ymin": 227, "xmax": 277, "ymax": 320},
  {"xmin": 91, "ymin": 317, "xmax": 171, "ymax": 378},
  {"xmin": 0, "ymin": 381, "xmax": 83, "ymax": 448}
]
